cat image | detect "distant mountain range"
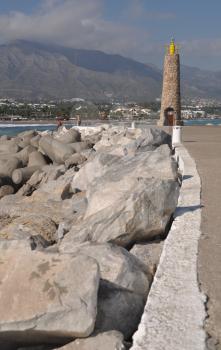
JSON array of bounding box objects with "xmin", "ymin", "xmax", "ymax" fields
[{"xmin": 0, "ymin": 40, "xmax": 220, "ymax": 101}]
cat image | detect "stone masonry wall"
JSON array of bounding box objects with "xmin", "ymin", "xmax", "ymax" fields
[{"xmin": 159, "ymin": 53, "xmax": 181, "ymax": 126}]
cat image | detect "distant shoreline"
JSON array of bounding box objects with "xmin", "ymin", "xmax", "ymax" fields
[
  {"xmin": 0, "ymin": 119, "xmax": 109, "ymax": 126},
  {"xmin": 0, "ymin": 120, "xmax": 68, "ymax": 125},
  {"xmin": 0, "ymin": 118, "xmax": 221, "ymax": 127}
]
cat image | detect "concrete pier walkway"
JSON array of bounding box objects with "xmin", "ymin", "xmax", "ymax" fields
[{"xmin": 183, "ymin": 126, "xmax": 221, "ymax": 350}]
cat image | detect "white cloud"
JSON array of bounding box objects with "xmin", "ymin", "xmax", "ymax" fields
[
  {"xmin": 181, "ymin": 38, "xmax": 221, "ymax": 56},
  {"xmin": 1, "ymin": 0, "xmax": 219, "ymax": 69},
  {"xmin": 0, "ymin": 0, "xmax": 151, "ymax": 60}
]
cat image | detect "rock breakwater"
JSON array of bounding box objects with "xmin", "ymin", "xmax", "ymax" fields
[{"xmin": 0, "ymin": 125, "xmax": 179, "ymax": 349}]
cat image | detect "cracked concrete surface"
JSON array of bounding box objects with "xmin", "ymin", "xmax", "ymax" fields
[{"xmin": 131, "ymin": 144, "xmax": 207, "ymax": 350}]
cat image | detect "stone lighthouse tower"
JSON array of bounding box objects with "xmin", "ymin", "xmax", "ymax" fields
[{"xmin": 159, "ymin": 39, "xmax": 182, "ymax": 126}]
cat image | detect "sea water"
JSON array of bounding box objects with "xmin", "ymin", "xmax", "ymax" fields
[
  {"xmin": 0, "ymin": 119, "xmax": 221, "ymax": 137},
  {"xmin": 0, "ymin": 124, "xmax": 73, "ymax": 137},
  {"xmin": 184, "ymin": 119, "xmax": 221, "ymax": 126}
]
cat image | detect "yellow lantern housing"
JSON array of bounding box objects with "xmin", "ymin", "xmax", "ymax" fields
[{"xmin": 169, "ymin": 39, "xmax": 175, "ymax": 55}]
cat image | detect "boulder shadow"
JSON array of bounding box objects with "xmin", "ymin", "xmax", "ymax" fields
[
  {"xmin": 182, "ymin": 175, "xmax": 193, "ymax": 181},
  {"xmin": 175, "ymin": 204, "xmax": 203, "ymax": 217},
  {"xmin": 183, "ymin": 140, "xmax": 197, "ymax": 143}
]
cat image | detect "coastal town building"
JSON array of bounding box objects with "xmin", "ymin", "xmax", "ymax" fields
[
  {"xmin": 182, "ymin": 109, "xmax": 207, "ymax": 120},
  {"xmin": 109, "ymin": 105, "xmax": 153, "ymax": 119}
]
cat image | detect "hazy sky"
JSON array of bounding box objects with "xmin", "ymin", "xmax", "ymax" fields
[{"xmin": 0, "ymin": 0, "xmax": 220, "ymax": 70}]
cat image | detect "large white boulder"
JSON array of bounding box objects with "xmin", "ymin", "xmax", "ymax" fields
[
  {"xmin": 60, "ymin": 242, "xmax": 151, "ymax": 296},
  {"xmin": 61, "ymin": 177, "xmax": 179, "ymax": 248},
  {"xmin": 94, "ymin": 126, "xmax": 171, "ymax": 155},
  {"xmin": 55, "ymin": 128, "xmax": 81, "ymax": 144},
  {"xmin": 39, "ymin": 136, "xmax": 75, "ymax": 164},
  {"xmin": 71, "ymin": 153, "xmax": 121, "ymax": 192},
  {"xmin": 0, "ymin": 249, "xmax": 100, "ymax": 346}
]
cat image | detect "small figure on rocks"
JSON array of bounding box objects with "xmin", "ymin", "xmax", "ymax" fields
[
  {"xmin": 56, "ymin": 118, "xmax": 63, "ymax": 130},
  {"xmin": 77, "ymin": 115, "xmax": 82, "ymax": 126}
]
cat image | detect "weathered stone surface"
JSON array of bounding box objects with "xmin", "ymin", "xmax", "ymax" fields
[
  {"xmin": 17, "ymin": 131, "xmax": 38, "ymax": 149},
  {"xmin": 94, "ymin": 127, "xmax": 171, "ymax": 155},
  {"xmin": 0, "ymin": 156, "xmax": 22, "ymax": 178},
  {"xmin": 62, "ymin": 177, "xmax": 178, "ymax": 248},
  {"xmin": 124, "ymin": 128, "xmax": 171, "ymax": 155},
  {"xmin": 12, "ymin": 166, "xmax": 41, "ymax": 185},
  {"xmin": 17, "ymin": 170, "xmax": 45, "ymax": 196},
  {"xmin": 41, "ymin": 165, "xmax": 66, "ymax": 183},
  {"xmin": 0, "ymin": 125, "xmax": 178, "ymax": 348},
  {"xmin": 71, "ymin": 153, "xmax": 121, "ymax": 191},
  {"xmin": 18, "ymin": 130, "xmax": 37, "ymax": 139},
  {"xmin": 85, "ymin": 146, "xmax": 177, "ymax": 216},
  {"xmin": 0, "ymin": 185, "xmax": 14, "ymax": 199},
  {"xmin": 61, "ymin": 190, "xmax": 87, "ymax": 218},
  {"xmin": 65, "ymin": 145, "xmax": 178, "ymax": 248},
  {"xmin": 0, "ymin": 193, "xmax": 64, "ymax": 224},
  {"xmin": 0, "ymin": 251, "xmax": 100, "ymax": 345},
  {"xmin": 0, "ymin": 238, "xmax": 32, "ymax": 252},
  {"xmin": 138, "ymin": 127, "xmax": 171, "ymax": 150},
  {"xmin": 0, "ymin": 167, "xmax": 80, "ymax": 231},
  {"xmin": 69, "ymin": 141, "xmax": 93, "ymax": 154},
  {"xmin": 59, "ymin": 245, "xmax": 151, "ymax": 341},
  {"xmin": 39, "ymin": 136, "xmax": 74, "ymax": 164},
  {"xmin": 130, "ymin": 241, "xmax": 164, "ymax": 275},
  {"xmin": 31, "ymin": 167, "xmax": 77, "ymax": 202},
  {"xmin": 0, "ymin": 214, "xmax": 57, "ymax": 242},
  {"xmin": 65, "ymin": 154, "xmax": 87, "ymax": 168},
  {"xmin": 28, "ymin": 151, "xmax": 48, "ymax": 167},
  {"xmin": 95, "ymin": 281, "xmax": 145, "ymax": 340},
  {"xmin": 0, "ymin": 215, "xmax": 15, "ymax": 231},
  {"xmin": 93, "ymin": 128, "xmax": 132, "ymax": 153},
  {"xmin": 12, "ymin": 151, "xmax": 48, "ymax": 185},
  {"xmin": 29, "ymin": 235, "xmax": 56, "ymax": 251},
  {"xmin": 60, "ymin": 242, "xmax": 151, "ymax": 296},
  {"xmin": 83, "ymin": 131, "xmax": 102, "ymax": 145},
  {"xmin": 55, "ymin": 191, "xmax": 88, "ymax": 241},
  {"xmin": 80, "ymin": 148, "xmax": 96, "ymax": 161},
  {"xmin": 16, "ymin": 165, "xmax": 66, "ymax": 197},
  {"xmin": 15, "ymin": 145, "xmax": 37, "ymax": 166},
  {"xmin": 72, "ymin": 144, "xmax": 176, "ymax": 191},
  {"xmin": 30, "ymin": 134, "xmax": 41, "ymax": 148},
  {"xmin": 18, "ymin": 165, "xmax": 63, "ymax": 196},
  {"xmin": 0, "ymin": 140, "xmax": 20, "ymax": 153},
  {"xmin": 53, "ymin": 331, "xmax": 125, "ymax": 350},
  {"xmin": 160, "ymin": 51, "xmax": 181, "ymax": 125},
  {"xmin": 56, "ymin": 128, "xmax": 81, "ymax": 144}
]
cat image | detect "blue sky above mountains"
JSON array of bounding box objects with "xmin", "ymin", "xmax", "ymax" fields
[{"xmin": 0, "ymin": 0, "xmax": 220, "ymax": 70}]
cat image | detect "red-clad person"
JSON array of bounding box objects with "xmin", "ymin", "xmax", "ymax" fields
[{"xmin": 56, "ymin": 118, "xmax": 63, "ymax": 130}]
